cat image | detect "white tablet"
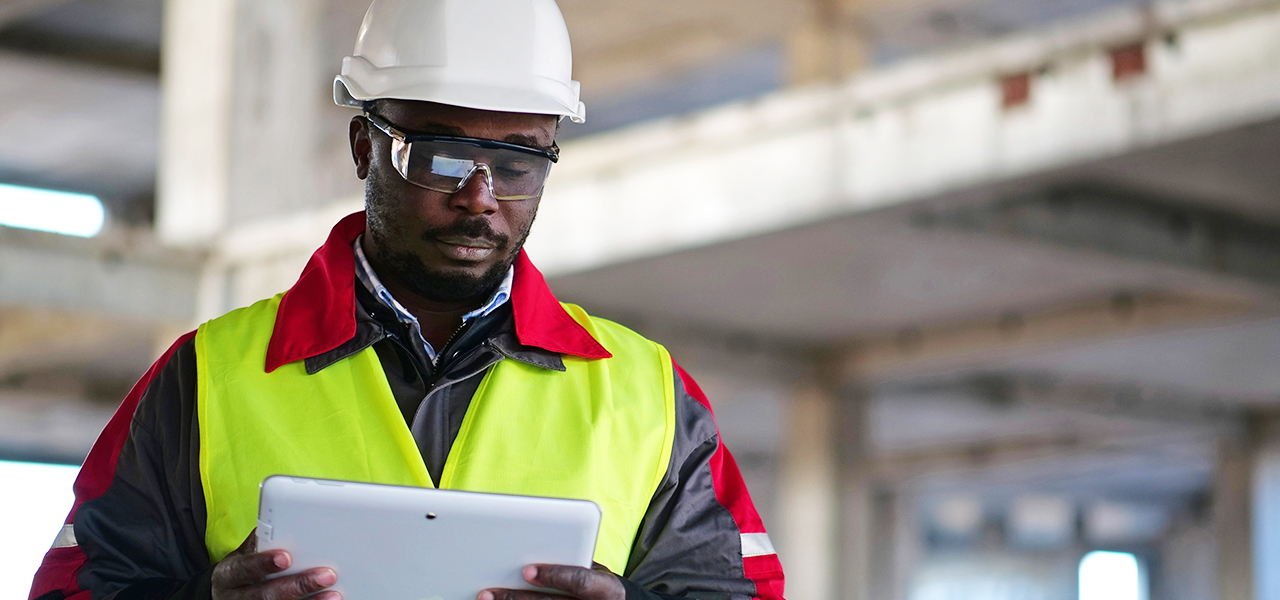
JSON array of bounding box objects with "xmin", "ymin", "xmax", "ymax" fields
[{"xmin": 256, "ymin": 476, "xmax": 601, "ymax": 600}]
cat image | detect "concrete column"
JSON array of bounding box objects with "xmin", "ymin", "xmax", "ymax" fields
[
  {"xmin": 156, "ymin": 0, "xmax": 238, "ymax": 247},
  {"xmin": 838, "ymin": 389, "xmax": 873, "ymax": 600},
  {"xmin": 1254, "ymin": 417, "xmax": 1280, "ymax": 600},
  {"xmin": 1216, "ymin": 437, "xmax": 1254, "ymax": 600},
  {"xmin": 887, "ymin": 491, "xmax": 922, "ymax": 600},
  {"xmin": 786, "ymin": 0, "xmax": 870, "ymax": 86},
  {"xmin": 778, "ymin": 379, "xmax": 839, "ymax": 600}
]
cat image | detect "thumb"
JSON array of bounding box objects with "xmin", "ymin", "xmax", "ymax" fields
[{"xmin": 232, "ymin": 528, "xmax": 259, "ymax": 556}]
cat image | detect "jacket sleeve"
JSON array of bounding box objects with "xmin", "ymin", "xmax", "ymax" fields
[
  {"xmin": 28, "ymin": 333, "xmax": 213, "ymax": 600},
  {"xmin": 621, "ymin": 361, "xmax": 786, "ymax": 600}
]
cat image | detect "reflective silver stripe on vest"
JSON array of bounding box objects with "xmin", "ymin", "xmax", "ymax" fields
[
  {"xmin": 740, "ymin": 532, "xmax": 775, "ymax": 557},
  {"xmin": 51, "ymin": 524, "xmax": 77, "ymax": 549}
]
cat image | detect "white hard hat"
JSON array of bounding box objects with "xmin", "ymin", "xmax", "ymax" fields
[{"xmin": 334, "ymin": 0, "xmax": 586, "ymax": 123}]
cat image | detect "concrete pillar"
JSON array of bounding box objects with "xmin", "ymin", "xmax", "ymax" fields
[
  {"xmin": 156, "ymin": 0, "xmax": 237, "ymax": 247},
  {"xmin": 887, "ymin": 491, "xmax": 922, "ymax": 600},
  {"xmin": 778, "ymin": 379, "xmax": 839, "ymax": 600},
  {"xmin": 787, "ymin": 0, "xmax": 870, "ymax": 86},
  {"xmin": 1254, "ymin": 417, "xmax": 1280, "ymax": 600},
  {"xmin": 838, "ymin": 389, "xmax": 873, "ymax": 600},
  {"xmin": 1216, "ymin": 437, "xmax": 1254, "ymax": 600},
  {"xmin": 155, "ymin": 0, "xmax": 367, "ymax": 312}
]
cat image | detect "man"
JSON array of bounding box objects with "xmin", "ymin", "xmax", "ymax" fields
[{"xmin": 29, "ymin": 1, "xmax": 785, "ymax": 600}]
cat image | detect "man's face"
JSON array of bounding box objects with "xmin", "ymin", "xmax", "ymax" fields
[{"xmin": 350, "ymin": 100, "xmax": 558, "ymax": 304}]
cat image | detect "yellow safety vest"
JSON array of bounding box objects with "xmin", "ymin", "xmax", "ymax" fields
[{"xmin": 195, "ymin": 294, "xmax": 675, "ymax": 574}]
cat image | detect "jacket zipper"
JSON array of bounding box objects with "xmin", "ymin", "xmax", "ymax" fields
[{"xmin": 426, "ymin": 319, "xmax": 475, "ymax": 390}]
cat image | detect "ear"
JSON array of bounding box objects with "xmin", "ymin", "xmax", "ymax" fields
[{"xmin": 349, "ymin": 116, "xmax": 372, "ymax": 180}]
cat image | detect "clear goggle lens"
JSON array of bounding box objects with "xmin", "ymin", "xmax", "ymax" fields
[
  {"xmin": 390, "ymin": 139, "xmax": 553, "ymax": 201},
  {"xmin": 367, "ymin": 113, "xmax": 557, "ymax": 201}
]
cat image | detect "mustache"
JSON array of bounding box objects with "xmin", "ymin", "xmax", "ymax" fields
[{"xmin": 420, "ymin": 218, "xmax": 509, "ymax": 248}]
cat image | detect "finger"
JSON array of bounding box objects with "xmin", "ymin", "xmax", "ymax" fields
[
  {"xmin": 245, "ymin": 567, "xmax": 338, "ymax": 600},
  {"xmin": 478, "ymin": 589, "xmax": 563, "ymax": 600},
  {"xmin": 523, "ymin": 565, "xmax": 622, "ymax": 600},
  {"xmin": 212, "ymin": 550, "xmax": 291, "ymax": 590}
]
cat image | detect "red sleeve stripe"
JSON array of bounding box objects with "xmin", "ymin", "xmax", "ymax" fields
[
  {"xmin": 673, "ymin": 362, "xmax": 786, "ymax": 600},
  {"xmin": 28, "ymin": 332, "xmax": 196, "ymax": 600},
  {"xmin": 745, "ymin": 555, "xmax": 786, "ymax": 600}
]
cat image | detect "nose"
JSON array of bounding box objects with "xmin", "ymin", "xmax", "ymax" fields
[{"xmin": 448, "ymin": 165, "xmax": 499, "ymax": 215}]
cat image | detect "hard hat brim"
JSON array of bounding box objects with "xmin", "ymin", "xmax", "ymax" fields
[{"xmin": 335, "ymin": 76, "xmax": 586, "ymax": 124}]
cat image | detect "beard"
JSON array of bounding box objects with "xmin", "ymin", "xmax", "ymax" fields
[{"xmin": 364, "ymin": 168, "xmax": 533, "ymax": 305}]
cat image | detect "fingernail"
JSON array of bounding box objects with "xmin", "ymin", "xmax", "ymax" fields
[
  {"xmin": 273, "ymin": 553, "xmax": 290, "ymax": 569},
  {"xmin": 523, "ymin": 565, "xmax": 538, "ymax": 582},
  {"xmin": 316, "ymin": 568, "xmax": 337, "ymax": 586},
  {"xmin": 478, "ymin": 591, "xmax": 494, "ymax": 600}
]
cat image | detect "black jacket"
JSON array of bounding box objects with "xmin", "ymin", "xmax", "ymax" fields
[{"xmin": 28, "ymin": 214, "xmax": 784, "ymax": 600}]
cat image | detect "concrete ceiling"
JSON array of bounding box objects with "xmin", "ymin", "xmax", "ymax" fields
[
  {"xmin": 864, "ymin": 0, "xmax": 1145, "ymax": 63},
  {"xmin": 990, "ymin": 316, "xmax": 1280, "ymax": 401},
  {"xmin": 10, "ymin": 0, "xmax": 163, "ymax": 51},
  {"xmin": 546, "ymin": 215, "xmax": 1264, "ymax": 343},
  {"xmin": 0, "ymin": 0, "xmax": 1269, "ymax": 499},
  {"xmin": 0, "ymin": 0, "xmax": 1177, "ymax": 223},
  {"xmin": 559, "ymin": 0, "xmax": 806, "ymax": 95},
  {"xmin": 0, "ymin": 51, "xmax": 158, "ymax": 221},
  {"xmin": 561, "ymin": 0, "xmax": 1154, "ymax": 93},
  {"xmin": 0, "ymin": 0, "xmax": 162, "ymax": 225},
  {"xmin": 1068, "ymin": 117, "xmax": 1280, "ymax": 224},
  {"xmin": 547, "ymin": 115, "xmax": 1280, "ymax": 401}
]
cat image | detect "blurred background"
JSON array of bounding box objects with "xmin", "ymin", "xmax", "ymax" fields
[{"xmin": 2, "ymin": 0, "xmax": 1279, "ymax": 598}]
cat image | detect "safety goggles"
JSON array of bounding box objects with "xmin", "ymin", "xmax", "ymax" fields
[{"xmin": 365, "ymin": 113, "xmax": 559, "ymax": 201}]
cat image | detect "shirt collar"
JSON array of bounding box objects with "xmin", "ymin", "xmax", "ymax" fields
[
  {"xmin": 353, "ymin": 234, "xmax": 513, "ymax": 362},
  {"xmin": 265, "ymin": 212, "xmax": 611, "ymax": 373}
]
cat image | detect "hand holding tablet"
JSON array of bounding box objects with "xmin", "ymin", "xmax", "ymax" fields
[
  {"xmin": 211, "ymin": 530, "xmax": 339, "ymax": 600},
  {"xmin": 478, "ymin": 564, "xmax": 625, "ymax": 600},
  {"xmin": 244, "ymin": 476, "xmax": 604, "ymax": 600}
]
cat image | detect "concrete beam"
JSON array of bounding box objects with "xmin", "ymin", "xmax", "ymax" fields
[
  {"xmin": 913, "ymin": 187, "xmax": 1280, "ymax": 291},
  {"xmin": 0, "ymin": 0, "xmax": 71, "ymax": 28},
  {"xmin": 0, "ymin": 25, "xmax": 160, "ymax": 74},
  {"xmin": 835, "ymin": 291, "xmax": 1252, "ymax": 384},
  {"xmin": 871, "ymin": 428, "xmax": 1220, "ymax": 483},
  {"xmin": 888, "ymin": 370, "xmax": 1247, "ymax": 428},
  {"xmin": 0, "ymin": 227, "xmax": 202, "ymax": 323},
  {"xmin": 0, "ymin": 389, "xmax": 117, "ymax": 464},
  {"xmin": 0, "ymin": 307, "xmax": 133, "ymax": 379},
  {"xmin": 526, "ymin": 0, "xmax": 1280, "ymax": 277}
]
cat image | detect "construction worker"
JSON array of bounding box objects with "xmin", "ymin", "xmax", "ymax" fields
[{"xmin": 28, "ymin": 1, "xmax": 784, "ymax": 600}]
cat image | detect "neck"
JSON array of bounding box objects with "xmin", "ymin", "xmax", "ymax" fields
[
  {"xmin": 380, "ymin": 276, "xmax": 482, "ymax": 350},
  {"xmin": 361, "ymin": 236, "xmax": 493, "ymax": 350},
  {"xmin": 377, "ymin": 270, "xmax": 486, "ymax": 317}
]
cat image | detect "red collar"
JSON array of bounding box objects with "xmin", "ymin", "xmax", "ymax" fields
[{"xmin": 265, "ymin": 211, "xmax": 611, "ymax": 372}]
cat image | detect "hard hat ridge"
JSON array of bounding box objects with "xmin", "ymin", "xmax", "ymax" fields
[{"xmin": 335, "ymin": 0, "xmax": 587, "ymax": 124}]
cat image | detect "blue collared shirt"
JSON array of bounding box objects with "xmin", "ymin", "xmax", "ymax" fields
[{"xmin": 353, "ymin": 235, "xmax": 513, "ymax": 363}]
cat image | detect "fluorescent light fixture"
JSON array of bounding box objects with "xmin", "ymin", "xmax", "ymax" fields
[
  {"xmin": 1079, "ymin": 551, "xmax": 1146, "ymax": 600},
  {"xmin": 0, "ymin": 460, "xmax": 79, "ymax": 600},
  {"xmin": 932, "ymin": 494, "xmax": 984, "ymax": 540},
  {"xmin": 0, "ymin": 183, "xmax": 105, "ymax": 238},
  {"xmin": 1008, "ymin": 494, "xmax": 1074, "ymax": 548},
  {"xmin": 1085, "ymin": 502, "xmax": 1169, "ymax": 545}
]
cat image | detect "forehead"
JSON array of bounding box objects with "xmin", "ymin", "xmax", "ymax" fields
[{"xmin": 376, "ymin": 100, "xmax": 557, "ymax": 145}]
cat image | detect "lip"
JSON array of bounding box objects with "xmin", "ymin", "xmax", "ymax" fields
[{"xmin": 433, "ymin": 237, "xmax": 498, "ymax": 262}]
